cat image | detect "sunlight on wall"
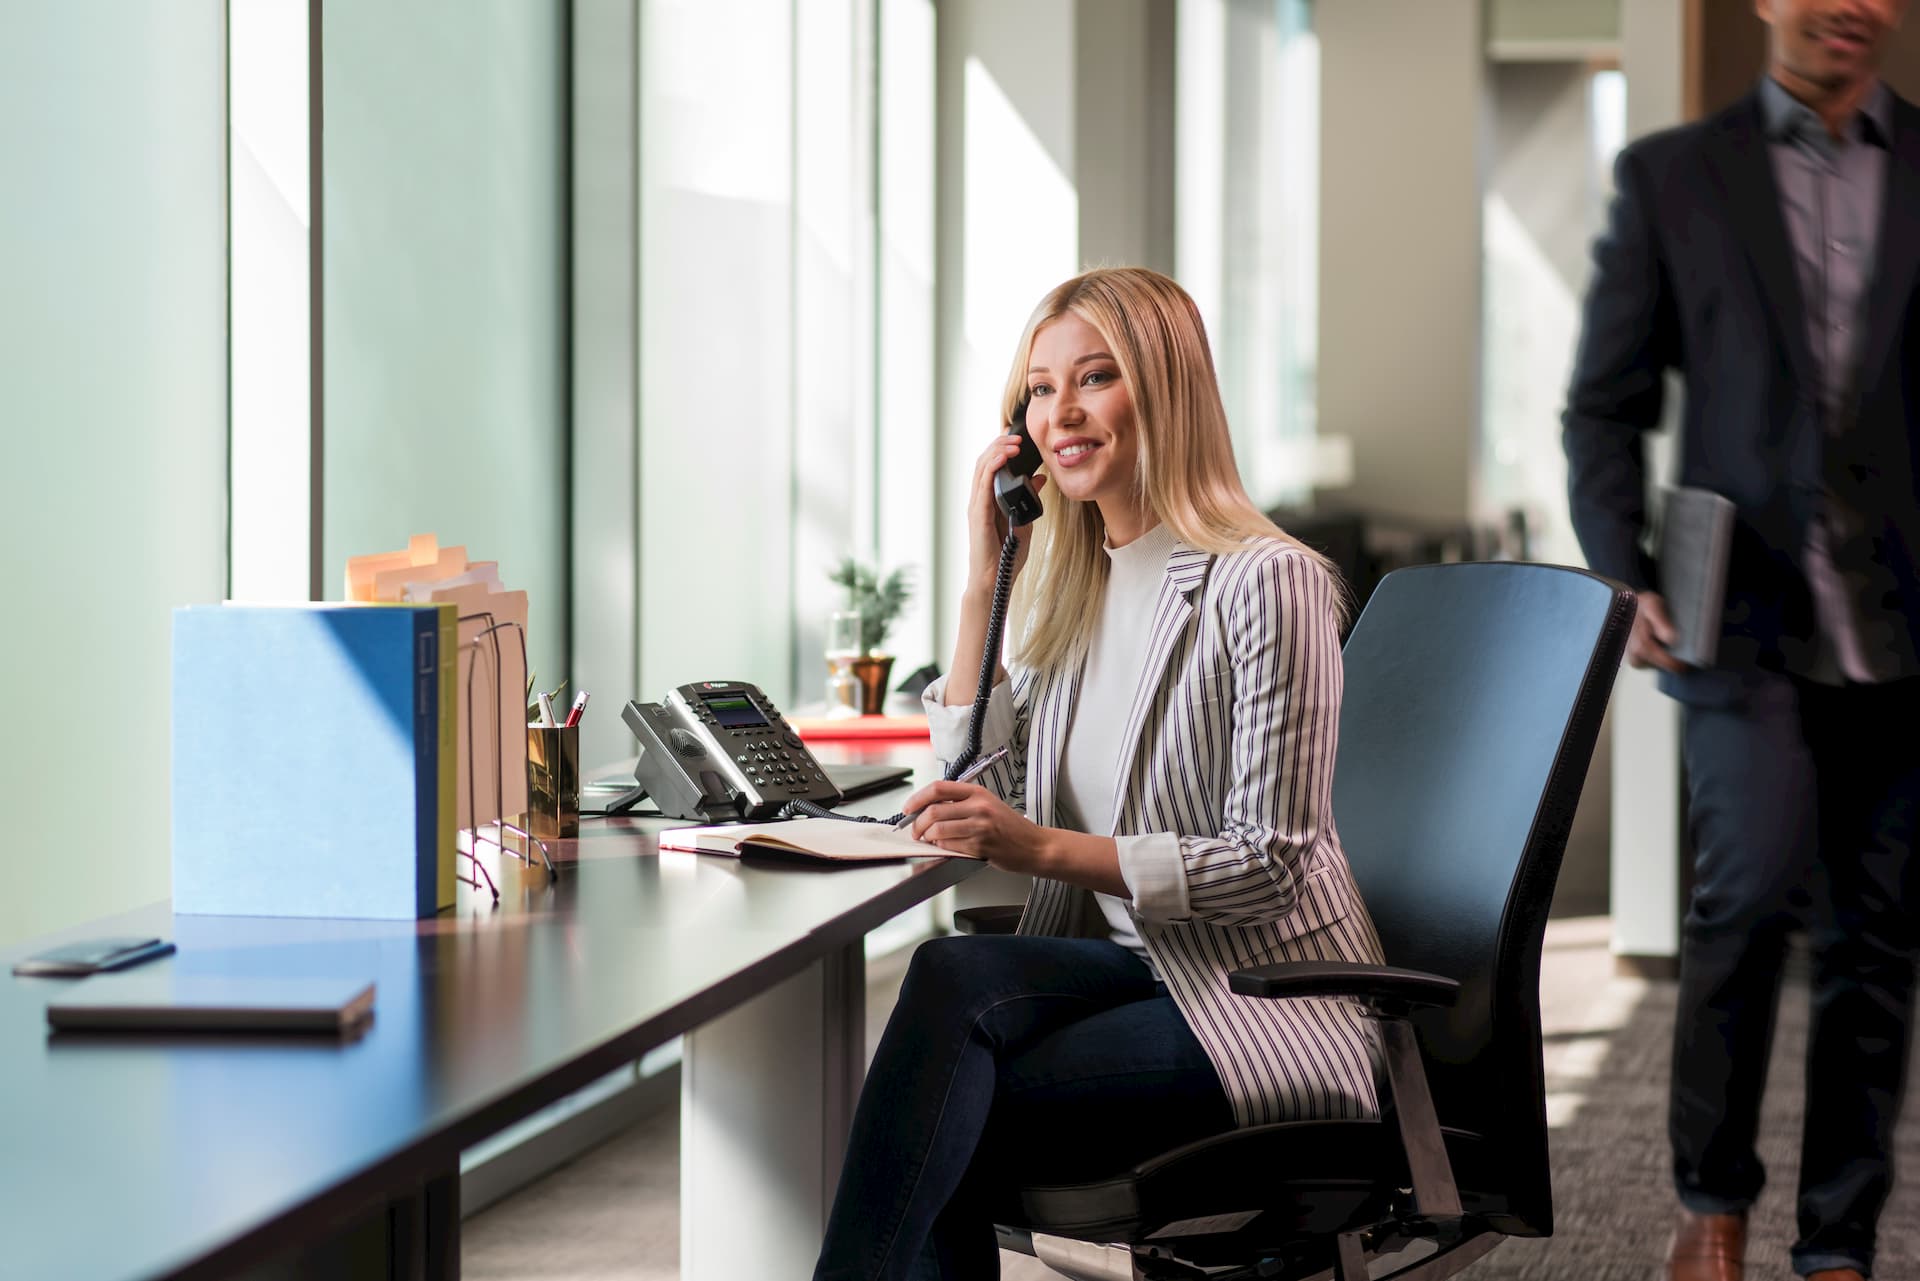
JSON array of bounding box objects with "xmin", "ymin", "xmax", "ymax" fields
[
  {"xmin": 876, "ymin": 0, "xmax": 940, "ymax": 678},
  {"xmin": 1176, "ymin": 0, "xmax": 1321, "ymax": 510},
  {"xmin": 962, "ymin": 55, "xmax": 1078, "ymax": 366},
  {"xmin": 1591, "ymin": 69, "xmax": 1627, "ymax": 176},
  {"xmin": 229, "ymin": 0, "xmax": 312, "ymax": 602},
  {"xmin": 638, "ymin": 0, "xmax": 797, "ymax": 701},
  {"xmin": 646, "ymin": 0, "xmax": 791, "ymax": 206},
  {"xmin": 1253, "ymin": 22, "xmax": 1319, "ymax": 505},
  {"xmin": 793, "ymin": 0, "xmax": 863, "ymax": 703},
  {"xmin": 1482, "ymin": 191, "xmax": 1583, "ymax": 563},
  {"xmin": 1480, "ymin": 63, "xmax": 1627, "ymax": 566}
]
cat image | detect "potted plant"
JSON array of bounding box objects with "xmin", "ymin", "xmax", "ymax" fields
[{"xmin": 827, "ymin": 557, "xmax": 913, "ymax": 714}]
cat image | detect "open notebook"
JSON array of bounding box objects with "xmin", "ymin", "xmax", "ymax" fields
[{"xmin": 658, "ymin": 816, "xmax": 976, "ymax": 863}]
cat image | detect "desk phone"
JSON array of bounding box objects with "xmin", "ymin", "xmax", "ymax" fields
[{"xmin": 608, "ymin": 681, "xmax": 842, "ymax": 822}]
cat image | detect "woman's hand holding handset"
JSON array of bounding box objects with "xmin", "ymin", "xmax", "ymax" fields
[
  {"xmin": 965, "ymin": 422, "xmax": 1047, "ymax": 592},
  {"xmin": 945, "ymin": 415, "xmax": 1048, "ymax": 708}
]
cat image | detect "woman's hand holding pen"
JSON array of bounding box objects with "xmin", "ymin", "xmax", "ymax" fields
[
  {"xmin": 901, "ymin": 780, "xmax": 1049, "ymax": 872},
  {"xmin": 902, "ymin": 781, "xmax": 1128, "ymax": 896}
]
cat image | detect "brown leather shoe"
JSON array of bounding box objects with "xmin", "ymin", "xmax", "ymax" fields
[
  {"xmin": 1665, "ymin": 1209, "xmax": 1746, "ymax": 1281},
  {"xmin": 1803, "ymin": 1272, "xmax": 1865, "ymax": 1280}
]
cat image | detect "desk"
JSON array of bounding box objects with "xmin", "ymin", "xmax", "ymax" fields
[{"xmin": 0, "ymin": 749, "xmax": 967, "ymax": 1280}]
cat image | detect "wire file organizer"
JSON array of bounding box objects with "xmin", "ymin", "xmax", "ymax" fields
[{"xmin": 455, "ymin": 612, "xmax": 556, "ymax": 904}]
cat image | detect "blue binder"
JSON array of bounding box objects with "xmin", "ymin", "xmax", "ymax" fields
[{"xmin": 171, "ymin": 603, "xmax": 456, "ymax": 919}]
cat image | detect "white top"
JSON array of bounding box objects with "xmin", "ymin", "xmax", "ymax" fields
[
  {"xmin": 923, "ymin": 521, "xmax": 1190, "ymax": 971},
  {"xmin": 1055, "ymin": 521, "xmax": 1184, "ymax": 969}
]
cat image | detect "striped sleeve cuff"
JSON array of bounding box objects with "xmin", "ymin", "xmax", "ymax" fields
[
  {"xmin": 921, "ymin": 673, "xmax": 1015, "ymax": 770},
  {"xmin": 1118, "ymin": 832, "xmax": 1190, "ymax": 923}
]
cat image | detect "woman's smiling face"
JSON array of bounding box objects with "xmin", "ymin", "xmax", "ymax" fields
[{"xmin": 1025, "ymin": 312, "xmax": 1151, "ymax": 542}]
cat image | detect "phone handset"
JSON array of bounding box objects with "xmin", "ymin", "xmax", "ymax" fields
[
  {"xmin": 945, "ymin": 398, "xmax": 1041, "ymax": 780},
  {"xmin": 992, "ymin": 398, "xmax": 1044, "ymax": 527}
]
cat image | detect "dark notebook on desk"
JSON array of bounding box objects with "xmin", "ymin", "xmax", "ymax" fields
[
  {"xmin": 821, "ymin": 762, "xmax": 915, "ymax": 802},
  {"xmin": 47, "ymin": 974, "xmax": 376, "ymax": 1035},
  {"xmin": 581, "ymin": 761, "xmax": 912, "ymax": 815},
  {"xmin": 1657, "ymin": 486, "xmax": 1735, "ymax": 668}
]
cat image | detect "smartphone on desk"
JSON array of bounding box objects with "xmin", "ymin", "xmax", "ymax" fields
[
  {"xmin": 13, "ymin": 938, "xmax": 175, "ymax": 978},
  {"xmin": 619, "ymin": 682, "xmax": 843, "ymax": 822}
]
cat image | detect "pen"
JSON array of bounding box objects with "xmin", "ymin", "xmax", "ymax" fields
[
  {"xmin": 893, "ymin": 745, "xmax": 1012, "ymax": 830},
  {"xmin": 564, "ymin": 690, "xmax": 590, "ymax": 728},
  {"xmin": 538, "ymin": 692, "xmax": 558, "ymax": 727}
]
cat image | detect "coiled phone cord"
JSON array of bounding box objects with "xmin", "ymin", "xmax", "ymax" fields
[
  {"xmin": 943, "ymin": 526, "xmax": 1020, "ymax": 780},
  {"xmin": 779, "ymin": 528, "xmax": 1021, "ymax": 826}
]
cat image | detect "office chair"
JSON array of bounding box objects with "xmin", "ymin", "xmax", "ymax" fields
[{"xmin": 954, "ymin": 561, "xmax": 1635, "ymax": 1280}]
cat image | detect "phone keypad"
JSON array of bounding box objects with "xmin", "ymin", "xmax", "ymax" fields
[{"xmin": 674, "ymin": 685, "xmax": 837, "ymax": 808}]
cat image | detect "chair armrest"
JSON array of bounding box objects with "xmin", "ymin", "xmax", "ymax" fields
[
  {"xmin": 1228, "ymin": 960, "xmax": 1459, "ymax": 1014},
  {"xmin": 952, "ymin": 904, "xmax": 1023, "ymax": 936},
  {"xmin": 1232, "ymin": 960, "xmax": 1465, "ymax": 1220}
]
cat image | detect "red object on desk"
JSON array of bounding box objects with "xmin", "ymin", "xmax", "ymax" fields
[{"xmin": 787, "ymin": 714, "xmax": 931, "ymax": 742}]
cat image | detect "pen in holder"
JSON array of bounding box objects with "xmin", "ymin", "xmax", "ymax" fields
[{"xmin": 526, "ymin": 723, "xmax": 581, "ymax": 840}]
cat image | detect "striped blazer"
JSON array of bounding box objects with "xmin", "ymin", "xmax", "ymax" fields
[{"xmin": 956, "ymin": 538, "xmax": 1384, "ymax": 1128}]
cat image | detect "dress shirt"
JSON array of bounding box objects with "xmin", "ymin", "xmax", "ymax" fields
[{"xmin": 1758, "ymin": 74, "xmax": 1912, "ymax": 682}]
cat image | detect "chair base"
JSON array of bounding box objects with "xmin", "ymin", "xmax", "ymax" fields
[
  {"xmin": 1320, "ymin": 1228, "xmax": 1501, "ymax": 1281},
  {"xmin": 1029, "ymin": 1232, "xmax": 1145, "ymax": 1280},
  {"xmin": 1003, "ymin": 1223, "xmax": 1504, "ymax": 1281}
]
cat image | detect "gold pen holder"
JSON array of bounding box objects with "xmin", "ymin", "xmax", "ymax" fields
[{"xmin": 525, "ymin": 724, "xmax": 580, "ymax": 839}]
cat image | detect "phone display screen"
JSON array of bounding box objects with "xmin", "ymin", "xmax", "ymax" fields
[{"xmin": 703, "ymin": 694, "xmax": 767, "ymax": 728}]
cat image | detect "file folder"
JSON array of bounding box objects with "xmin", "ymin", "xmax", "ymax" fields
[
  {"xmin": 1657, "ymin": 486, "xmax": 1735, "ymax": 669},
  {"xmin": 345, "ymin": 536, "xmax": 529, "ymax": 829}
]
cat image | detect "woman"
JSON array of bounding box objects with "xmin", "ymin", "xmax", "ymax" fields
[{"xmin": 814, "ymin": 267, "xmax": 1384, "ymax": 1280}]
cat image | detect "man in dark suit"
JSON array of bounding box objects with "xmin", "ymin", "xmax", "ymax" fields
[{"xmin": 1563, "ymin": 2, "xmax": 1918, "ymax": 1278}]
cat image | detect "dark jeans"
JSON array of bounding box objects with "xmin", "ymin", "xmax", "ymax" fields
[
  {"xmin": 1673, "ymin": 673, "xmax": 1920, "ymax": 1277},
  {"xmin": 813, "ymin": 935, "xmax": 1235, "ymax": 1281}
]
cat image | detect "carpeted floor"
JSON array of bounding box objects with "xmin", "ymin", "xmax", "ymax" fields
[
  {"xmin": 463, "ymin": 917, "xmax": 1920, "ymax": 1279},
  {"xmin": 1472, "ymin": 936, "xmax": 1920, "ymax": 1280}
]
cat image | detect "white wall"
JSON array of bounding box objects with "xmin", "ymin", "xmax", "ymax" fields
[
  {"xmin": 1608, "ymin": 0, "xmax": 1688, "ymax": 964},
  {"xmin": 0, "ymin": 2, "xmax": 228, "ymax": 946},
  {"xmin": 1318, "ymin": 0, "xmax": 1486, "ymax": 527},
  {"xmin": 1075, "ymin": 0, "xmax": 1176, "ymax": 274},
  {"xmin": 1487, "ymin": 0, "xmax": 1619, "ymax": 48}
]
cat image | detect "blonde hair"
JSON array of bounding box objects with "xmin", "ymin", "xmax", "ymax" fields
[{"xmin": 1003, "ymin": 266, "xmax": 1344, "ymax": 672}]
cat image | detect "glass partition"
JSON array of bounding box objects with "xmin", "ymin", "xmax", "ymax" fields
[{"xmin": 320, "ymin": 0, "xmax": 569, "ymax": 688}]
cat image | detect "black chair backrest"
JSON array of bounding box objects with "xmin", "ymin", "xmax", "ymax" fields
[{"xmin": 1332, "ymin": 562, "xmax": 1632, "ymax": 1232}]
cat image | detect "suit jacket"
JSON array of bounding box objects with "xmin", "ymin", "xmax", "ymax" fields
[
  {"xmin": 1563, "ymin": 86, "xmax": 1920, "ymax": 706},
  {"xmin": 958, "ymin": 538, "xmax": 1383, "ymax": 1128}
]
